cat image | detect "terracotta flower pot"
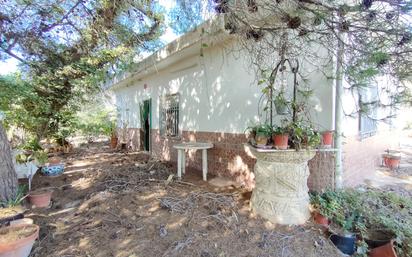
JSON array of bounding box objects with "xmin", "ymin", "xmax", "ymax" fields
[
  {"xmin": 369, "ymin": 240, "xmax": 397, "ymax": 257},
  {"xmin": 273, "ymin": 134, "xmax": 288, "ymax": 150},
  {"xmin": 0, "ymin": 224, "xmax": 39, "ymax": 257},
  {"xmin": 28, "ymin": 189, "xmax": 52, "ymax": 208},
  {"xmin": 313, "ymin": 212, "xmax": 330, "ymax": 228},
  {"xmin": 0, "ymin": 206, "xmax": 25, "ymax": 226},
  {"xmin": 110, "ymin": 135, "xmax": 118, "ymax": 148},
  {"xmin": 383, "ymin": 155, "xmax": 400, "ymax": 170},
  {"xmin": 322, "ymin": 131, "xmax": 333, "ymax": 148}
]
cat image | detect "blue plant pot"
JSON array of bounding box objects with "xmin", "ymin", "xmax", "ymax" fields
[
  {"xmin": 330, "ymin": 233, "xmax": 356, "ymax": 255},
  {"xmin": 41, "ymin": 164, "xmax": 64, "ymax": 176}
]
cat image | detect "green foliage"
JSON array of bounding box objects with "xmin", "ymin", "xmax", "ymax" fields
[
  {"xmin": 0, "ymin": 185, "xmax": 27, "ymax": 208},
  {"xmin": 254, "ymin": 124, "xmax": 273, "ymax": 137},
  {"xmin": 76, "ymin": 100, "xmax": 116, "ymax": 140},
  {"xmin": 310, "ymin": 189, "xmax": 412, "ymax": 257},
  {"xmin": 285, "ymin": 121, "xmax": 320, "ymax": 149},
  {"xmin": 32, "ymin": 150, "xmax": 48, "ymax": 166},
  {"xmin": 0, "ymin": 0, "xmax": 165, "ymax": 140},
  {"xmin": 272, "ymin": 125, "xmax": 288, "ymax": 135}
]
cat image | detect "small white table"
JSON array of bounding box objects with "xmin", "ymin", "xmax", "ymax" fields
[{"xmin": 173, "ymin": 142, "xmax": 214, "ymax": 181}]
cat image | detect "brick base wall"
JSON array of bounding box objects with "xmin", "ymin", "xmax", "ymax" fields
[
  {"xmin": 121, "ymin": 128, "xmax": 400, "ymax": 189},
  {"xmin": 124, "ymin": 128, "xmax": 335, "ymax": 191}
]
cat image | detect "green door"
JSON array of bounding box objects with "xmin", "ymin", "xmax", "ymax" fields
[{"xmin": 139, "ymin": 99, "xmax": 151, "ymax": 151}]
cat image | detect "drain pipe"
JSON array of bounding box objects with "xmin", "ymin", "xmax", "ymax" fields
[{"xmin": 334, "ymin": 33, "xmax": 344, "ymax": 189}]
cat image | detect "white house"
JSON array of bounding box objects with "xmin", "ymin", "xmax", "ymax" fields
[{"xmin": 106, "ymin": 17, "xmax": 400, "ymax": 190}]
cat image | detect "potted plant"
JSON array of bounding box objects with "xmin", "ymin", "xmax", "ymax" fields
[
  {"xmin": 28, "ymin": 188, "xmax": 53, "ymax": 208},
  {"xmin": 245, "ymin": 123, "xmax": 257, "ymax": 142},
  {"xmin": 255, "ymin": 124, "xmax": 272, "ymax": 148},
  {"xmin": 382, "ymin": 150, "xmax": 401, "ymax": 170},
  {"xmin": 310, "ymin": 190, "xmax": 362, "ymax": 255},
  {"xmin": 309, "ymin": 192, "xmax": 331, "ymax": 228},
  {"xmin": 369, "ymin": 240, "xmax": 397, "ymax": 257},
  {"xmin": 274, "ymin": 91, "xmax": 289, "ymax": 115},
  {"xmin": 321, "ymin": 131, "xmax": 334, "ymax": 148},
  {"xmin": 329, "ymin": 212, "xmax": 361, "ymax": 256},
  {"xmin": 0, "ymin": 185, "xmax": 28, "ymax": 226},
  {"xmin": 288, "ymin": 122, "xmax": 320, "ymax": 150},
  {"xmin": 0, "ymin": 223, "xmax": 39, "ymax": 257},
  {"xmin": 272, "ymin": 126, "xmax": 289, "ymax": 150}
]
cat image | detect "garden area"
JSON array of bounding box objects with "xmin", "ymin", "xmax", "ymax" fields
[{"xmin": 0, "ymin": 139, "xmax": 411, "ymax": 257}]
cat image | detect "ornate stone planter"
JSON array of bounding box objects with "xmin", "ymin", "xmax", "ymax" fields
[{"xmin": 245, "ymin": 144, "xmax": 316, "ymax": 225}]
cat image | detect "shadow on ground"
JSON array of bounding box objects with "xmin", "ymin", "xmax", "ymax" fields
[{"xmin": 26, "ymin": 142, "xmax": 343, "ymax": 257}]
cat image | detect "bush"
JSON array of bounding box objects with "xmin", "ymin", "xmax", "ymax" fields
[{"xmin": 310, "ymin": 189, "xmax": 412, "ymax": 257}]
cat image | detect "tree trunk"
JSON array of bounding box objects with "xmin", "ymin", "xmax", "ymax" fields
[{"xmin": 0, "ymin": 123, "xmax": 18, "ymax": 202}]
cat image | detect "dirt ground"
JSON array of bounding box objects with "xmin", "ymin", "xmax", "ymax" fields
[{"xmin": 23, "ymin": 142, "xmax": 345, "ymax": 257}]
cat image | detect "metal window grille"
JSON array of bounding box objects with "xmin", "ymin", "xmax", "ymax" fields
[
  {"xmin": 359, "ymin": 86, "xmax": 378, "ymax": 139},
  {"xmin": 160, "ymin": 94, "xmax": 179, "ymax": 137}
]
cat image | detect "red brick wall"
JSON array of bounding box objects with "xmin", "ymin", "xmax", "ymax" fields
[
  {"xmin": 123, "ymin": 128, "xmax": 398, "ymax": 189},
  {"xmin": 124, "ymin": 128, "xmax": 336, "ymax": 191}
]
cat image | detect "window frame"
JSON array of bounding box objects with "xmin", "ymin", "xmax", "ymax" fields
[
  {"xmin": 358, "ymin": 86, "xmax": 378, "ymax": 140},
  {"xmin": 159, "ymin": 93, "xmax": 180, "ymax": 138}
]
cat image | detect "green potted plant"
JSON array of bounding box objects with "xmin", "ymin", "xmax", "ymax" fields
[
  {"xmin": 309, "ymin": 192, "xmax": 332, "ymax": 228},
  {"xmin": 287, "ymin": 121, "xmax": 320, "ymax": 150},
  {"xmin": 0, "ymin": 185, "xmax": 27, "ymax": 226},
  {"xmin": 254, "ymin": 124, "xmax": 272, "ymax": 148},
  {"xmin": 272, "ymin": 125, "xmax": 289, "ymax": 150},
  {"xmin": 245, "ymin": 123, "xmax": 258, "ymax": 141}
]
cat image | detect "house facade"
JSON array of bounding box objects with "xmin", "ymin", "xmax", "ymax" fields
[{"xmin": 107, "ymin": 18, "xmax": 399, "ymax": 190}]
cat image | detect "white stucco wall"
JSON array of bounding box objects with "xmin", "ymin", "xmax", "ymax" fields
[{"xmin": 112, "ymin": 40, "xmax": 334, "ymax": 134}]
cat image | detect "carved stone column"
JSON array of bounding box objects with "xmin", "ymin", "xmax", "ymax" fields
[{"xmin": 246, "ymin": 145, "xmax": 315, "ymax": 225}]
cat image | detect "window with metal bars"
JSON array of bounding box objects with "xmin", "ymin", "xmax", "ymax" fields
[
  {"xmin": 160, "ymin": 93, "xmax": 180, "ymax": 137},
  {"xmin": 358, "ymin": 86, "xmax": 378, "ymax": 139}
]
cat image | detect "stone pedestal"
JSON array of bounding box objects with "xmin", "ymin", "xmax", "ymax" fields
[{"xmin": 246, "ymin": 145, "xmax": 316, "ymax": 225}]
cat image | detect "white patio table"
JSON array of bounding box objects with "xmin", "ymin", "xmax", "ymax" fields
[{"xmin": 173, "ymin": 142, "xmax": 214, "ymax": 181}]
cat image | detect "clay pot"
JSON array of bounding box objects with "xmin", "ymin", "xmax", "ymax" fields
[
  {"xmin": 322, "ymin": 131, "xmax": 333, "ymax": 147},
  {"xmin": 273, "ymin": 134, "xmax": 288, "ymax": 150},
  {"xmin": 313, "ymin": 212, "xmax": 330, "ymax": 227},
  {"xmin": 255, "ymin": 134, "xmax": 268, "ymax": 147},
  {"xmin": 0, "ymin": 206, "xmax": 25, "ymax": 226},
  {"xmin": 369, "ymin": 240, "xmax": 397, "ymax": 257},
  {"xmin": 28, "ymin": 189, "xmax": 52, "ymax": 208},
  {"xmin": 365, "ymin": 229, "xmax": 395, "ymax": 249},
  {"xmin": 110, "ymin": 135, "xmax": 118, "ymax": 148},
  {"xmin": 383, "ymin": 155, "xmax": 400, "ymax": 170},
  {"xmin": 0, "ymin": 224, "xmax": 39, "ymax": 257}
]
